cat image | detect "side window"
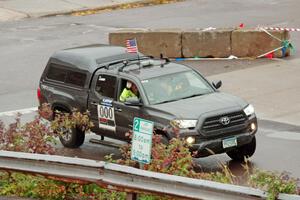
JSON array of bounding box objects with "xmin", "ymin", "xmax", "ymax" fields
[
  {"xmin": 119, "ymin": 79, "xmax": 140, "ymax": 102},
  {"xmin": 95, "ymin": 74, "xmax": 116, "ymax": 98},
  {"xmin": 65, "ymin": 71, "xmax": 86, "ymax": 87},
  {"xmin": 46, "ymin": 64, "xmax": 67, "ymax": 82},
  {"xmin": 46, "ymin": 64, "xmax": 87, "ymax": 88}
]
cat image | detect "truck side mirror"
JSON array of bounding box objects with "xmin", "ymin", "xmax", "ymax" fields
[
  {"xmin": 124, "ymin": 97, "xmax": 142, "ymax": 106},
  {"xmin": 212, "ymin": 80, "xmax": 222, "ymax": 89}
]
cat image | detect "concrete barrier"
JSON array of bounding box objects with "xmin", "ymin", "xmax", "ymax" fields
[
  {"xmin": 182, "ymin": 29, "xmax": 232, "ymax": 58},
  {"xmin": 109, "ymin": 29, "xmax": 182, "ymax": 58},
  {"xmin": 231, "ymin": 29, "xmax": 290, "ymax": 58},
  {"xmin": 109, "ymin": 28, "xmax": 291, "ymax": 58}
]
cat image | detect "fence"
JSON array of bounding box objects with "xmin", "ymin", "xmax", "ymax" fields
[{"xmin": 0, "ymin": 150, "xmax": 299, "ymax": 200}]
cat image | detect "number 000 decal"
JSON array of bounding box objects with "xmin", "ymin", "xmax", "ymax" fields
[
  {"xmin": 97, "ymin": 104, "xmax": 116, "ymax": 131},
  {"xmin": 99, "ymin": 105, "xmax": 114, "ymax": 120}
]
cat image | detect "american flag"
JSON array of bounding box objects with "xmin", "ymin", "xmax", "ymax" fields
[{"xmin": 126, "ymin": 39, "xmax": 138, "ymax": 53}]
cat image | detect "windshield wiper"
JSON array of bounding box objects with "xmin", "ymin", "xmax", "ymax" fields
[
  {"xmin": 155, "ymin": 99, "xmax": 178, "ymax": 104},
  {"xmin": 180, "ymin": 93, "xmax": 204, "ymax": 100},
  {"xmin": 155, "ymin": 93, "xmax": 205, "ymax": 104}
]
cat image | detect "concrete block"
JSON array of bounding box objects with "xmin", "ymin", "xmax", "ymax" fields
[
  {"xmin": 231, "ymin": 29, "xmax": 290, "ymax": 58},
  {"xmin": 182, "ymin": 29, "xmax": 232, "ymax": 58},
  {"xmin": 109, "ymin": 29, "xmax": 182, "ymax": 58}
]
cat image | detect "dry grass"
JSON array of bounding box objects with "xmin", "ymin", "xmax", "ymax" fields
[{"xmin": 70, "ymin": 0, "xmax": 184, "ymax": 16}]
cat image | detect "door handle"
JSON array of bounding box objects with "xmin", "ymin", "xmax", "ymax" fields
[
  {"xmin": 115, "ymin": 107, "xmax": 122, "ymax": 112},
  {"xmin": 91, "ymin": 102, "xmax": 98, "ymax": 106}
]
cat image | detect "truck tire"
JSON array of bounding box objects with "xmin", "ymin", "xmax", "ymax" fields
[
  {"xmin": 155, "ymin": 130, "xmax": 169, "ymax": 145},
  {"xmin": 226, "ymin": 136, "xmax": 256, "ymax": 161},
  {"xmin": 53, "ymin": 108, "xmax": 85, "ymax": 148},
  {"xmin": 59, "ymin": 126, "xmax": 85, "ymax": 148},
  {"xmin": 161, "ymin": 135, "xmax": 169, "ymax": 145}
]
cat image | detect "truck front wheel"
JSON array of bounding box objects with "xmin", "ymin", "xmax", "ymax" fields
[{"xmin": 226, "ymin": 136, "xmax": 256, "ymax": 161}]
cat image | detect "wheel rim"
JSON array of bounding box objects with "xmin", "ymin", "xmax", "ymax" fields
[{"xmin": 59, "ymin": 127, "xmax": 73, "ymax": 142}]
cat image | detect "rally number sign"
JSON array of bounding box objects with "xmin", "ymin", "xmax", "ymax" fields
[{"xmin": 97, "ymin": 99, "xmax": 116, "ymax": 131}]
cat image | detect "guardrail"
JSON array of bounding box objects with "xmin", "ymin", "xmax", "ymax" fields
[{"xmin": 0, "ymin": 150, "xmax": 299, "ymax": 200}]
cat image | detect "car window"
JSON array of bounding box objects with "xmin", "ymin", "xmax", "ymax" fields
[
  {"xmin": 119, "ymin": 79, "xmax": 140, "ymax": 102},
  {"xmin": 95, "ymin": 74, "xmax": 116, "ymax": 98},
  {"xmin": 65, "ymin": 71, "xmax": 86, "ymax": 87},
  {"xmin": 46, "ymin": 64, "xmax": 87, "ymax": 88},
  {"xmin": 46, "ymin": 64, "xmax": 67, "ymax": 82},
  {"xmin": 142, "ymin": 70, "xmax": 213, "ymax": 105}
]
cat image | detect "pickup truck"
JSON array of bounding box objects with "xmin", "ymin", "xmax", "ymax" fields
[{"xmin": 38, "ymin": 44, "xmax": 258, "ymax": 161}]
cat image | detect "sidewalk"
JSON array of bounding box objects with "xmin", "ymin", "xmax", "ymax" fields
[{"xmin": 0, "ymin": 0, "xmax": 140, "ymax": 21}]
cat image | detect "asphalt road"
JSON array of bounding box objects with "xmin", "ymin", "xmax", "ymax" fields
[
  {"xmin": 0, "ymin": 0, "xmax": 300, "ymax": 111},
  {"xmin": 0, "ymin": 0, "xmax": 300, "ymax": 181}
]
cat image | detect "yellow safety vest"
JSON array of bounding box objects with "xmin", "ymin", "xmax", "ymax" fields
[{"xmin": 119, "ymin": 88, "xmax": 137, "ymax": 102}]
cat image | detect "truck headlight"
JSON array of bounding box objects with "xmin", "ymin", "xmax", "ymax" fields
[
  {"xmin": 171, "ymin": 119, "xmax": 198, "ymax": 129},
  {"xmin": 243, "ymin": 104, "xmax": 255, "ymax": 117},
  {"xmin": 186, "ymin": 136, "xmax": 196, "ymax": 144}
]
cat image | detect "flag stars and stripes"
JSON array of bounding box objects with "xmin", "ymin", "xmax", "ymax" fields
[{"xmin": 126, "ymin": 39, "xmax": 138, "ymax": 53}]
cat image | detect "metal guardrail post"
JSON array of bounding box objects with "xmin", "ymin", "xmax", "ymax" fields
[{"xmin": 126, "ymin": 193, "xmax": 137, "ymax": 200}]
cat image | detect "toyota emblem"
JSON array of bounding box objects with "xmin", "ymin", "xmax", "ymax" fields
[{"xmin": 220, "ymin": 116, "xmax": 230, "ymax": 125}]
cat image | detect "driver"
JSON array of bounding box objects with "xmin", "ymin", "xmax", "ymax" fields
[{"xmin": 119, "ymin": 81, "xmax": 139, "ymax": 102}]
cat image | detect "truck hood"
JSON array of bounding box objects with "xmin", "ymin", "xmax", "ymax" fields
[{"xmin": 150, "ymin": 92, "xmax": 248, "ymax": 119}]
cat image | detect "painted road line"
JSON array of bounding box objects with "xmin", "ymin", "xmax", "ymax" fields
[{"xmin": 0, "ymin": 107, "xmax": 38, "ymax": 117}]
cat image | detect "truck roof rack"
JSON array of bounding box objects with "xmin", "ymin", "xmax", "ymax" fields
[
  {"xmin": 117, "ymin": 57, "xmax": 170, "ymax": 72},
  {"xmin": 97, "ymin": 55, "xmax": 170, "ymax": 72},
  {"xmin": 102, "ymin": 56, "xmax": 150, "ymax": 71}
]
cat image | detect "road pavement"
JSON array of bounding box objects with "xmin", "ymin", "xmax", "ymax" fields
[
  {"xmin": 0, "ymin": 0, "xmax": 142, "ymax": 21},
  {"xmin": 0, "ymin": 0, "xmax": 299, "ymax": 181}
]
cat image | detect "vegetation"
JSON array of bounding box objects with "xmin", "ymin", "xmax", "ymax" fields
[
  {"xmin": 0, "ymin": 104, "xmax": 298, "ymax": 199},
  {"xmin": 50, "ymin": 108, "xmax": 93, "ymax": 135},
  {"xmin": 0, "ymin": 171, "xmax": 125, "ymax": 200},
  {"xmin": 71, "ymin": 0, "xmax": 184, "ymax": 17},
  {"xmin": 249, "ymin": 170, "xmax": 299, "ymax": 200},
  {"xmin": 106, "ymin": 128, "xmax": 299, "ymax": 200},
  {"xmin": 0, "ymin": 108, "xmax": 57, "ymax": 154}
]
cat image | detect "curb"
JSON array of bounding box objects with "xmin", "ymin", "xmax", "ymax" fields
[
  {"xmin": 0, "ymin": 0, "xmax": 183, "ymax": 21},
  {"xmin": 42, "ymin": 0, "xmax": 183, "ymax": 18}
]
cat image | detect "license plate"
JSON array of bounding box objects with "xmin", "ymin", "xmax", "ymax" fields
[{"xmin": 222, "ymin": 137, "xmax": 237, "ymax": 149}]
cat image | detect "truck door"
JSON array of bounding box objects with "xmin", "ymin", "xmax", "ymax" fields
[
  {"xmin": 87, "ymin": 72, "xmax": 118, "ymax": 138},
  {"xmin": 114, "ymin": 78, "xmax": 144, "ymax": 140}
]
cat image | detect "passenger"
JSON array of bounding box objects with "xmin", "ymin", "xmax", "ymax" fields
[
  {"xmin": 160, "ymin": 81, "xmax": 173, "ymax": 97},
  {"xmin": 119, "ymin": 81, "xmax": 139, "ymax": 102}
]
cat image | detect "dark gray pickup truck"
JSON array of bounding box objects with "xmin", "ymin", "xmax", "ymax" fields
[{"xmin": 38, "ymin": 44, "xmax": 258, "ymax": 161}]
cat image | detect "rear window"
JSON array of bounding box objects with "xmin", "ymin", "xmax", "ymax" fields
[
  {"xmin": 46, "ymin": 64, "xmax": 86, "ymax": 88},
  {"xmin": 65, "ymin": 71, "xmax": 86, "ymax": 87},
  {"xmin": 46, "ymin": 65, "xmax": 67, "ymax": 82}
]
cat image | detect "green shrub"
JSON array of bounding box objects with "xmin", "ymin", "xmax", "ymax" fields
[
  {"xmin": 0, "ymin": 171, "xmax": 126, "ymax": 200},
  {"xmin": 50, "ymin": 108, "xmax": 94, "ymax": 135},
  {"xmin": 106, "ymin": 129, "xmax": 299, "ymax": 199},
  {"xmin": 249, "ymin": 170, "xmax": 298, "ymax": 200}
]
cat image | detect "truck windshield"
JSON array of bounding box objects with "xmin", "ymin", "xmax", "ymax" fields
[{"xmin": 141, "ymin": 70, "xmax": 214, "ymax": 105}]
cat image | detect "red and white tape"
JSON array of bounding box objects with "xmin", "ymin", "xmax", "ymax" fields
[{"xmin": 263, "ymin": 27, "xmax": 300, "ymax": 32}]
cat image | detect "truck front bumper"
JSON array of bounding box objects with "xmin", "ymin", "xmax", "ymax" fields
[{"xmin": 176, "ymin": 117, "xmax": 257, "ymax": 158}]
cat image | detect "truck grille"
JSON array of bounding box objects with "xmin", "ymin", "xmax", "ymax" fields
[{"xmin": 201, "ymin": 111, "xmax": 246, "ymax": 132}]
